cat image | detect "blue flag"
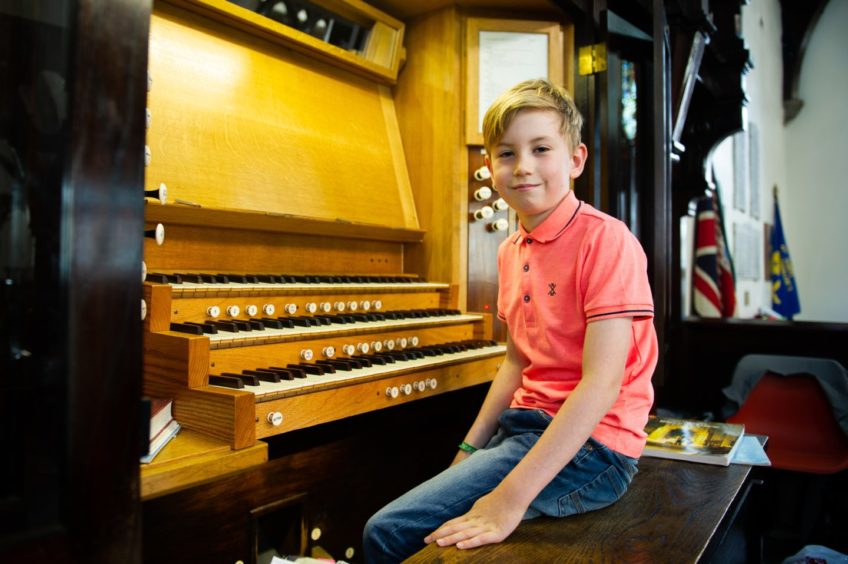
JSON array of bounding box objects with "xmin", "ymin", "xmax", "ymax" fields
[{"xmin": 770, "ymin": 193, "xmax": 800, "ymax": 319}]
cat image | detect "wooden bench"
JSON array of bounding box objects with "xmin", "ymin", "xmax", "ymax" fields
[{"xmin": 406, "ymin": 457, "xmax": 756, "ymax": 563}]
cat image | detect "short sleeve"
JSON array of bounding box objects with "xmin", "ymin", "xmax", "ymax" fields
[{"xmin": 579, "ymin": 220, "xmax": 654, "ymax": 321}]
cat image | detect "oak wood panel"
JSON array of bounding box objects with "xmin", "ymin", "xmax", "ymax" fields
[
  {"xmin": 394, "ymin": 7, "xmax": 468, "ymax": 307},
  {"xmin": 143, "ymin": 283, "xmax": 172, "ymax": 332},
  {"xmin": 140, "ymin": 429, "xmax": 268, "ymax": 499},
  {"xmin": 408, "ymin": 457, "xmax": 752, "ymax": 563},
  {"xmin": 144, "ymin": 224, "xmax": 405, "ymax": 274},
  {"xmin": 146, "ymin": 1, "xmax": 417, "ymax": 229},
  {"xmin": 144, "ymin": 201, "xmax": 425, "ymax": 243},
  {"xmin": 255, "ymin": 355, "xmax": 502, "ymax": 436}
]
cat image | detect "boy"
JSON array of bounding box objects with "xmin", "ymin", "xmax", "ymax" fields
[{"xmin": 362, "ymin": 78, "xmax": 657, "ymax": 562}]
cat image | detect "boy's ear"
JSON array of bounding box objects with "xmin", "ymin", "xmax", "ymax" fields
[{"xmin": 569, "ymin": 143, "xmax": 588, "ymax": 179}]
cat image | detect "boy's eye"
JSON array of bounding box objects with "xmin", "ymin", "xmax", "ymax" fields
[
  {"xmin": 534, "ymin": 146, "xmax": 551, "ymax": 153},
  {"xmin": 497, "ymin": 150, "xmax": 514, "ymax": 158}
]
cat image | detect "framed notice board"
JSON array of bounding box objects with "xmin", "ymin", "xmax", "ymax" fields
[{"xmin": 465, "ymin": 18, "xmax": 564, "ymax": 145}]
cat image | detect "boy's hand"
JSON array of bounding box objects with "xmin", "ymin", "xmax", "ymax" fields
[{"xmin": 423, "ymin": 488, "xmax": 524, "ymax": 550}]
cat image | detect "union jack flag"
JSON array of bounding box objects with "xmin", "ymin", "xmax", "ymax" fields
[{"xmin": 693, "ymin": 193, "xmax": 736, "ymax": 318}]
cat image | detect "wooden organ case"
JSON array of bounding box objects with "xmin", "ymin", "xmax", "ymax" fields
[{"xmin": 140, "ymin": 0, "xmax": 511, "ymax": 561}]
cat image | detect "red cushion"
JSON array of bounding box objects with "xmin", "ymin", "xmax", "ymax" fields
[{"xmin": 727, "ymin": 372, "xmax": 848, "ymax": 474}]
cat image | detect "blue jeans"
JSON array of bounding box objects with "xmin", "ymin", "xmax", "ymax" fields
[{"xmin": 362, "ymin": 408, "xmax": 638, "ymax": 563}]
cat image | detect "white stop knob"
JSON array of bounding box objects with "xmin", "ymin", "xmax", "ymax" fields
[
  {"xmin": 263, "ymin": 304, "xmax": 276, "ymax": 315},
  {"xmin": 267, "ymin": 412, "xmax": 283, "ymax": 426},
  {"xmin": 300, "ymin": 349, "xmax": 314, "ymax": 361},
  {"xmin": 226, "ymin": 305, "xmax": 240, "ymax": 317},
  {"xmin": 245, "ymin": 304, "xmax": 258, "ymax": 316},
  {"xmin": 207, "ymin": 306, "xmax": 221, "ymax": 318},
  {"xmin": 386, "ymin": 386, "xmax": 399, "ymax": 399}
]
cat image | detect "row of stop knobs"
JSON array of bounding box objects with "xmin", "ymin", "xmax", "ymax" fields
[
  {"xmin": 204, "ymin": 299, "xmax": 383, "ymax": 319},
  {"xmin": 264, "ymin": 376, "xmax": 437, "ymax": 427},
  {"xmin": 297, "ymin": 336, "xmax": 421, "ymax": 362},
  {"xmin": 386, "ymin": 378, "xmax": 438, "ymax": 399}
]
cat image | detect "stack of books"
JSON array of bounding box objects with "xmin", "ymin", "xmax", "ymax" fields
[{"xmin": 141, "ymin": 397, "xmax": 180, "ymax": 464}]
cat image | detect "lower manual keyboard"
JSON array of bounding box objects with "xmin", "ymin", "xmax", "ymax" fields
[{"xmin": 209, "ymin": 340, "xmax": 506, "ymax": 401}]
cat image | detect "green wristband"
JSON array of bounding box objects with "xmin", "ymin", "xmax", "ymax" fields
[{"xmin": 458, "ymin": 441, "xmax": 478, "ymax": 454}]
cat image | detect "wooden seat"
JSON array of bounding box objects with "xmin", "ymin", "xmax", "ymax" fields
[{"xmin": 407, "ymin": 457, "xmax": 755, "ymax": 563}]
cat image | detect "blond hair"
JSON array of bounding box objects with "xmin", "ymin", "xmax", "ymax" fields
[{"xmin": 482, "ymin": 78, "xmax": 583, "ymax": 153}]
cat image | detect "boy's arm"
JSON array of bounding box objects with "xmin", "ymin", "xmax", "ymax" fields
[
  {"xmin": 425, "ymin": 316, "xmax": 633, "ymax": 549},
  {"xmin": 451, "ymin": 335, "xmax": 526, "ymax": 465}
]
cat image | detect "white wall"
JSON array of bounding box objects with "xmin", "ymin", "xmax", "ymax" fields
[
  {"xmin": 701, "ymin": 0, "xmax": 846, "ymax": 322},
  {"xmin": 784, "ymin": 0, "xmax": 848, "ymax": 323}
]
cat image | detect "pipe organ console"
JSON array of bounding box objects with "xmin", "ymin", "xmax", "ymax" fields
[
  {"xmin": 140, "ymin": 0, "xmax": 506, "ymax": 455},
  {"xmin": 143, "ymin": 268, "xmax": 504, "ymax": 449}
]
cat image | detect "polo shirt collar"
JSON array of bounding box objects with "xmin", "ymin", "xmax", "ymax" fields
[{"xmin": 512, "ymin": 190, "xmax": 581, "ymax": 244}]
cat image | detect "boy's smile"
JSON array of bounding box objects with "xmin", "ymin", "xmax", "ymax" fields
[{"xmin": 486, "ymin": 109, "xmax": 587, "ymax": 232}]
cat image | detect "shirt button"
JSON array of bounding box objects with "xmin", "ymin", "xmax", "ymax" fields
[
  {"xmin": 523, "ymin": 264, "xmax": 529, "ymax": 272},
  {"xmin": 526, "ymin": 238, "xmax": 533, "ymax": 244},
  {"xmin": 523, "ymin": 295, "xmax": 530, "ymax": 303}
]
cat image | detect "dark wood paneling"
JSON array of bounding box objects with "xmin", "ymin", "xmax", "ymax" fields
[
  {"xmin": 1, "ymin": 0, "xmax": 150, "ymax": 561},
  {"xmin": 143, "ymin": 385, "xmax": 488, "ymax": 563}
]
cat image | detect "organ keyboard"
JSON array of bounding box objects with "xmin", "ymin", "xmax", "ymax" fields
[{"xmin": 143, "ymin": 271, "xmax": 504, "ymax": 449}]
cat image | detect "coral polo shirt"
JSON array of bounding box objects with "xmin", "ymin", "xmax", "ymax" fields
[{"xmin": 497, "ymin": 190, "xmax": 658, "ymax": 458}]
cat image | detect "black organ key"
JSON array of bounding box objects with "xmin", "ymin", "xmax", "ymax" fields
[
  {"xmin": 274, "ymin": 317, "xmax": 296, "ymax": 328},
  {"xmin": 274, "ymin": 365, "xmax": 306, "ymax": 378},
  {"xmin": 185, "ymin": 321, "xmax": 218, "ymax": 334},
  {"xmin": 255, "ymin": 274, "xmax": 280, "ymax": 283},
  {"xmin": 170, "ymin": 322, "xmax": 204, "ymax": 335},
  {"xmin": 211, "ymin": 321, "xmax": 239, "ymax": 332},
  {"xmin": 316, "ymin": 359, "xmax": 353, "ymax": 371},
  {"xmin": 176, "ymin": 273, "xmax": 206, "ymax": 283},
  {"xmin": 248, "ymin": 319, "xmax": 265, "ymax": 330},
  {"xmin": 146, "ymin": 273, "xmax": 171, "ymax": 284},
  {"xmin": 232, "ymin": 320, "xmax": 252, "ymax": 331},
  {"xmin": 220, "ymin": 371, "xmax": 259, "ymax": 386},
  {"xmin": 209, "ymin": 374, "xmax": 244, "ymax": 389},
  {"xmin": 288, "ymin": 317, "xmax": 311, "ymax": 327},
  {"xmin": 249, "ymin": 369, "xmax": 282, "ymax": 383},
  {"xmin": 350, "ymin": 355, "xmax": 374, "ymax": 367},
  {"xmin": 267, "ymin": 366, "xmax": 298, "ymax": 380},
  {"xmin": 257, "ymin": 317, "xmax": 284, "ymax": 329},
  {"xmin": 288, "ymin": 363, "xmax": 326, "ymax": 375}
]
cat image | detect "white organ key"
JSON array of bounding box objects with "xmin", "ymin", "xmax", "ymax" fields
[
  {"xmin": 215, "ymin": 344, "xmax": 506, "ymax": 399},
  {"xmin": 205, "ymin": 314, "xmax": 483, "ymax": 347}
]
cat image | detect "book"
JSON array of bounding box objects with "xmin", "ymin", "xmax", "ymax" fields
[
  {"xmin": 148, "ymin": 397, "xmax": 174, "ymax": 441},
  {"xmin": 642, "ymin": 416, "xmax": 745, "ymax": 466},
  {"xmin": 141, "ymin": 418, "xmax": 181, "ymax": 464}
]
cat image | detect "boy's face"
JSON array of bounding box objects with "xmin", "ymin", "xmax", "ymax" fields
[{"xmin": 486, "ymin": 109, "xmax": 587, "ymax": 232}]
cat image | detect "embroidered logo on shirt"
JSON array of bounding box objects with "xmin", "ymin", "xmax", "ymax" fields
[{"xmin": 548, "ymin": 282, "xmax": 557, "ymax": 296}]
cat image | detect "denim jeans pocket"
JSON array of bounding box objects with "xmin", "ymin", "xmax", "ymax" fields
[{"xmin": 529, "ymin": 438, "xmax": 636, "ymax": 518}]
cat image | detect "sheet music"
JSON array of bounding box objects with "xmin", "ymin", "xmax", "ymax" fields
[{"xmin": 478, "ymin": 31, "xmax": 548, "ymax": 133}]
